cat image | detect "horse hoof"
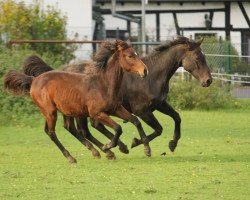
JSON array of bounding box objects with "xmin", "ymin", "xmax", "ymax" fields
[
  {"xmin": 68, "ymin": 157, "xmax": 77, "ymax": 164},
  {"xmin": 102, "ymin": 144, "xmax": 111, "ymax": 151},
  {"xmin": 119, "ymin": 144, "xmax": 129, "ymax": 154},
  {"xmin": 144, "ymin": 146, "xmax": 151, "ymax": 157},
  {"xmin": 92, "ymin": 149, "xmax": 101, "ymax": 159},
  {"xmin": 169, "ymin": 140, "xmax": 177, "ymax": 152},
  {"xmin": 106, "ymin": 152, "xmax": 116, "ymax": 160},
  {"xmin": 131, "ymin": 138, "xmax": 141, "ymax": 148}
]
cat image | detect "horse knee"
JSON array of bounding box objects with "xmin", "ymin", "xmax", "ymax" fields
[
  {"xmin": 114, "ymin": 125, "xmax": 122, "ymax": 136},
  {"xmin": 175, "ymin": 113, "xmax": 181, "ymax": 124},
  {"xmin": 81, "ymin": 130, "xmax": 89, "ymax": 138},
  {"xmin": 90, "ymin": 119, "xmax": 99, "ymax": 128},
  {"xmin": 47, "ymin": 131, "xmax": 56, "ymax": 141},
  {"xmin": 131, "ymin": 115, "xmax": 141, "ymax": 127},
  {"xmin": 44, "ymin": 123, "xmax": 49, "ymax": 134},
  {"xmin": 155, "ymin": 126, "xmax": 163, "ymax": 136},
  {"xmin": 63, "ymin": 121, "xmax": 70, "ymax": 131}
]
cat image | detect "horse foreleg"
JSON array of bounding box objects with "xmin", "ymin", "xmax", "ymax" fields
[
  {"xmin": 44, "ymin": 112, "xmax": 77, "ymax": 164},
  {"xmin": 93, "ymin": 112, "xmax": 122, "ymax": 151},
  {"xmin": 75, "ymin": 117, "xmax": 116, "ymax": 160},
  {"xmin": 131, "ymin": 111, "xmax": 163, "ymax": 149},
  {"xmin": 63, "ymin": 115, "xmax": 101, "ymax": 159},
  {"xmin": 114, "ymin": 105, "xmax": 151, "ymax": 157},
  {"xmin": 156, "ymin": 101, "xmax": 181, "ymax": 152},
  {"xmin": 90, "ymin": 119, "xmax": 129, "ymax": 154}
]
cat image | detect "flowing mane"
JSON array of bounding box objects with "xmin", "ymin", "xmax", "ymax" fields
[
  {"xmin": 94, "ymin": 41, "xmax": 116, "ymax": 69},
  {"xmin": 64, "ymin": 40, "xmax": 131, "ymax": 74},
  {"xmin": 143, "ymin": 36, "xmax": 199, "ymax": 64},
  {"xmin": 154, "ymin": 36, "xmax": 200, "ymax": 52},
  {"xmin": 94, "ymin": 40, "xmax": 131, "ymax": 69}
]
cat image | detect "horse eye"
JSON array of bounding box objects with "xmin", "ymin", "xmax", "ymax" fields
[{"xmin": 128, "ymin": 55, "xmax": 134, "ymax": 58}]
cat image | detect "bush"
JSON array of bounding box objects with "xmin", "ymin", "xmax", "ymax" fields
[
  {"xmin": 0, "ymin": 44, "xmax": 66, "ymax": 126},
  {"xmin": 167, "ymin": 79, "xmax": 240, "ymax": 110},
  {"xmin": 0, "ymin": 0, "xmax": 76, "ymax": 63}
]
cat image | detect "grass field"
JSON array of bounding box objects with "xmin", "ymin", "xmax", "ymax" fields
[{"xmin": 0, "ymin": 109, "xmax": 249, "ymax": 199}]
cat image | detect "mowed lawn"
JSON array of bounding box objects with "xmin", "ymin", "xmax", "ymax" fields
[{"xmin": 0, "ymin": 110, "xmax": 249, "ymax": 200}]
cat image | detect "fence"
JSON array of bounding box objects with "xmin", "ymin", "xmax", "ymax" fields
[{"xmin": 7, "ymin": 39, "xmax": 250, "ymax": 98}]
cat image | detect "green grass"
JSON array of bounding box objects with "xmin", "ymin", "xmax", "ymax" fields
[{"xmin": 0, "ymin": 110, "xmax": 249, "ymax": 200}]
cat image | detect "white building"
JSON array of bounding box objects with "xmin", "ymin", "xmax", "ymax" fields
[
  {"xmin": 17, "ymin": 0, "xmax": 93, "ymax": 59},
  {"xmin": 94, "ymin": 0, "xmax": 250, "ymax": 57},
  {"xmin": 15, "ymin": 0, "xmax": 250, "ymax": 60}
]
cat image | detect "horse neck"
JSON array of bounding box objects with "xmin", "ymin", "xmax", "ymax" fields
[
  {"xmin": 102, "ymin": 54, "xmax": 123, "ymax": 99},
  {"xmin": 143, "ymin": 45, "xmax": 185, "ymax": 83}
]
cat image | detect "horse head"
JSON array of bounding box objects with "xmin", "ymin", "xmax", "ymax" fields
[
  {"xmin": 181, "ymin": 37, "xmax": 212, "ymax": 87},
  {"xmin": 115, "ymin": 40, "xmax": 148, "ymax": 78}
]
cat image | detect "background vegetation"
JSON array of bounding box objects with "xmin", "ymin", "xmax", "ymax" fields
[
  {"xmin": 0, "ymin": 0, "xmax": 76, "ymax": 63},
  {"xmin": 0, "ymin": 0, "xmax": 75, "ymax": 126}
]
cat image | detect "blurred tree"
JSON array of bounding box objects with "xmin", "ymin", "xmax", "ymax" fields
[{"xmin": 0, "ymin": 0, "xmax": 76, "ymax": 63}]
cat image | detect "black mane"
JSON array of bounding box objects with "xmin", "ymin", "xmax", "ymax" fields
[
  {"xmin": 94, "ymin": 41, "xmax": 116, "ymax": 69},
  {"xmin": 154, "ymin": 36, "xmax": 193, "ymax": 52}
]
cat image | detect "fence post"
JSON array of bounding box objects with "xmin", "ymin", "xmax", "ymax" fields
[
  {"xmin": 226, "ymin": 40, "xmax": 231, "ymax": 73},
  {"xmin": 218, "ymin": 36, "xmax": 223, "ymax": 73}
]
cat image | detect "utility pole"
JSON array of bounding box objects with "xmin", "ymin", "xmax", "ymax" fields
[{"xmin": 141, "ymin": 0, "xmax": 148, "ymax": 56}]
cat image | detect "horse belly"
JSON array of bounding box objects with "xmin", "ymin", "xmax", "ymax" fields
[
  {"xmin": 57, "ymin": 102, "xmax": 88, "ymax": 117},
  {"xmin": 54, "ymin": 96, "xmax": 88, "ymax": 117}
]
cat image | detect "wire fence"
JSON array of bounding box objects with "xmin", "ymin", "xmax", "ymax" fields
[
  {"xmin": 8, "ymin": 39, "xmax": 250, "ymax": 98},
  {"xmin": 70, "ymin": 40, "xmax": 250, "ymax": 98}
]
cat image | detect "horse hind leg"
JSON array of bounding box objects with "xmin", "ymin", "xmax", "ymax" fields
[
  {"xmin": 90, "ymin": 119, "xmax": 129, "ymax": 154},
  {"xmin": 75, "ymin": 117, "xmax": 116, "ymax": 160},
  {"xmin": 156, "ymin": 101, "xmax": 181, "ymax": 152},
  {"xmin": 131, "ymin": 111, "xmax": 163, "ymax": 148},
  {"xmin": 114, "ymin": 105, "xmax": 151, "ymax": 157},
  {"xmin": 63, "ymin": 116, "xmax": 101, "ymax": 159},
  {"xmin": 93, "ymin": 112, "xmax": 123, "ymax": 151},
  {"xmin": 44, "ymin": 112, "xmax": 77, "ymax": 164}
]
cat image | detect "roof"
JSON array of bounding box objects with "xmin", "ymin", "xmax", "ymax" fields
[{"xmin": 95, "ymin": 0, "xmax": 247, "ymax": 3}]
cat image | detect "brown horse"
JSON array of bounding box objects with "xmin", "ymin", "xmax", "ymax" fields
[
  {"xmin": 23, "ymin": 36, "xmax": 212, "ymax": 155},
  {"xmin": 4, "ymin": 40, "xmax": 149, "ymax": 163}
]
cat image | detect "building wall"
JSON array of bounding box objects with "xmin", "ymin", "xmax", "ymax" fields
[{"xmin": 99, "ymin": 1, "xmax": 250, "ymax": 47}]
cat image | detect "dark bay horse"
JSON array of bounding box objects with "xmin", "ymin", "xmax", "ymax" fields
[
  {"xmin": 23, "ymin": 36, "xmax": 212, "ymax": 155},
  {"xmin": 4, "ymin": 40, "xmax": 149, "ymax": 163}
]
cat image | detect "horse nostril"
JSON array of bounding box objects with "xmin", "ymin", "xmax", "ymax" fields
[
  {"xmin": 206, "ymin": 78, "xmax": 212, "ymax": 86},
  {"xmin": 144, "ymin": 68, "xmax": 148, "ymax": 77}
]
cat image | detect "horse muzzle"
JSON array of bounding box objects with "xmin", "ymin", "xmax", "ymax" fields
[
  {"xmin": 141, "ymin": 68, "xmax": 148, "ymax": 78},
  {"xmin": 201, "ymin": 77, "xmax": 212, "ymax": 87}
]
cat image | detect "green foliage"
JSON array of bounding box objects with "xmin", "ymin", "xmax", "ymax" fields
[
  {"xmin": 0, "ymin": 0, "xmax": 31, "ymax": 40},
  {"xmin": 0, "ymin": 44, "xmax": 65, "ymax": 124},
  {"xmin": 0, "ymin": 0, "xmax": 76, "ymax": 63},
  {"xmin": 167, "ymin": 79, "xmax": 239, "ymax": 110}
]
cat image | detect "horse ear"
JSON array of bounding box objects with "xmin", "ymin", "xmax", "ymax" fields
[
  {"xmin": 186, "ymin": 40, "xmax": 193, "ymax": 50},
  {"xmin": 126, "ymin": 39, "xmax": 132, "ymax": 46},
  {"xmin": 196, "ymin": 37, "xmax": 204, "ymax": 46},
  {"xmin": 115, "ymin": 40, "xmax": 124, "ymax": 51}
]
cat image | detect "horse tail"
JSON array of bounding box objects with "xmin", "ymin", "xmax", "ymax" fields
[
  {"xmin": 3, "ymin": 70, "xmax": 34, "ymax": 96},
  {"xmin": 23, "ymin": 55, "xmax": 54, "ymax": 77}
]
